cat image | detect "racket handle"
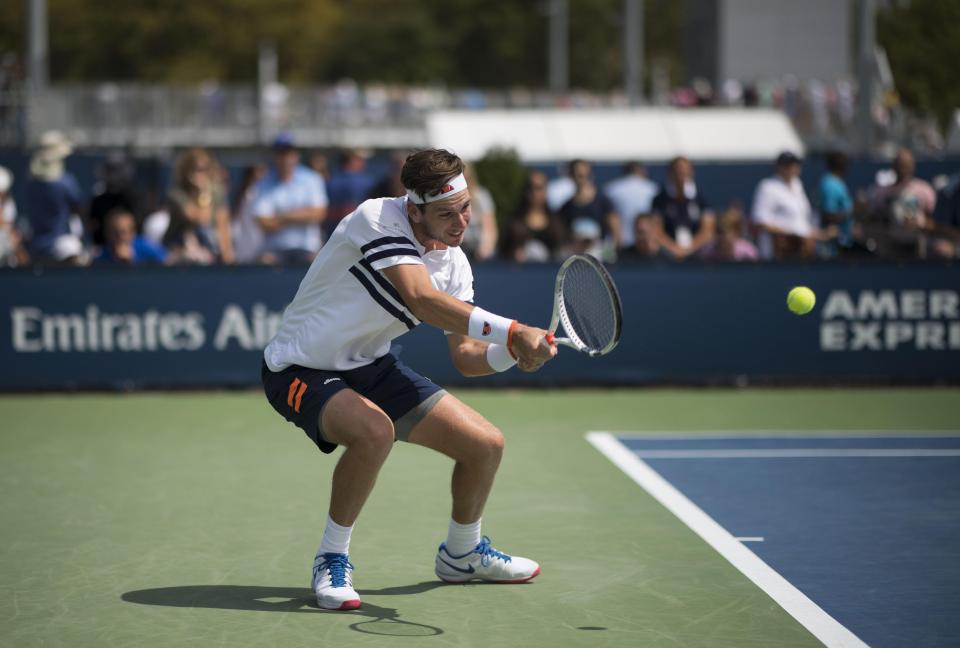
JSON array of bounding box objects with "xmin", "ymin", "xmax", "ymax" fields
[{"xmin": 545, "ymin": 333, "xmax": 556, "ymax": 345}]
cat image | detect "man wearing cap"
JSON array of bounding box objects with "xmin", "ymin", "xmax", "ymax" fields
[
  {"xmin": 751, "ymin": 151, "xmax": 825, "ymax": 259},
  {"xmin": 24, "ymin": 131, "xmax": 86, "ymax": 265},
  {"xmin": 260, "ymin": 149, "xmax": 556, "ymax": 611},
  {"xmin": 253, "ymin": 133, "xmax": 329, "ymax": 265}
]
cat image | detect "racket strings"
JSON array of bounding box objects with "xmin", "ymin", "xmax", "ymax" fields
[{"xmin": 561, "ymin": 259, "xmax": 618, "ymax": 352}]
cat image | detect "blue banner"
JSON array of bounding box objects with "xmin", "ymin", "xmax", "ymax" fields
[{"xmin": 1, "ymin": 263, "xmax": 958, "ymax": 390}]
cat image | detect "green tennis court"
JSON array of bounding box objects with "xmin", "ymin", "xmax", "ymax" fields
[{"xmin": 2, "ymin": 388, "xmax": 957, "ymax": 647}]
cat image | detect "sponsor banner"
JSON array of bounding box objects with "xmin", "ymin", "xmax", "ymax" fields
[{"xmin": 1, "ymin": 263, "xmax": 958, "ymax": 390}]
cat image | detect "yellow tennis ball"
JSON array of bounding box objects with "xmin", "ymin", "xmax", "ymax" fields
[{"xmin": 787, "ymin": 286, "xmax": 816, "ymax": 315}]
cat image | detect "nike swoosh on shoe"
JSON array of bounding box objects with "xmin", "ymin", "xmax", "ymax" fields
[{"xmin": 438, "ymin": 558, "xmax": 475, "ymax": 574}]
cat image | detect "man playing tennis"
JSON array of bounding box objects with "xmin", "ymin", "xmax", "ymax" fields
[{"xmin": 262, "ymin": 149, "xmax": 557, "ymax": 610}]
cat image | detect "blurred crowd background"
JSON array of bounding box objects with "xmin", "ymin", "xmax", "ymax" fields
[
  {"xmin": 0, "ymin": 0, "xmax": 957, "ymax": 269},
  {"xmin": 1, "ymin": 132, "xmax": 957, "ymax": 268}
]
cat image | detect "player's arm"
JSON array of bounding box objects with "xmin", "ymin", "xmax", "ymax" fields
[
  {"xmin": 447, "ymin": 335, "xmax": 497, "ymax": 377},
  {"xmin": 382, "ymin": 263, "xmax": 556, "ymax": 367}
]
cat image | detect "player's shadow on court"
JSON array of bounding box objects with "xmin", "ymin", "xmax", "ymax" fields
[{"xmin": 122, "ymin": 583, "xmax": 457, "ymax": 637}]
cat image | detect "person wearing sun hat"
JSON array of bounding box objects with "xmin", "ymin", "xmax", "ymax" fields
[{"xmin": 24, "ymin": 130, "xmax": 86, "ymax": 265}]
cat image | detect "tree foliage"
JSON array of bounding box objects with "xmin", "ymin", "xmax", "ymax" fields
[
  {"xmin": 877, "ymin": 0, "xmax": 960, "ymax": 130},
  {"xmin": 2, "ymin": 0, "xmax": 683, "ymax": 90}
]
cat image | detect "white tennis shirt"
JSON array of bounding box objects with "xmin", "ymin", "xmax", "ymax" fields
[{"xmin": 264, "ymin": 196, "xmax": 474, "ymax": 372}]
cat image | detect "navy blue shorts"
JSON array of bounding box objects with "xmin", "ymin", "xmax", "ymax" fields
[{"xmin": 261, "ymin": 353, "xmax": 445, "ymax": 454}]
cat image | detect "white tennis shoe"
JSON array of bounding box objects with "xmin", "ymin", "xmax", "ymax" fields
[
  {"xmin": 435, "ymin": 536, "xmax": 541, "ymax": 583},
  {"xmin": 312, "ymin": 553, "xmax": 361, "ymax": 610}
]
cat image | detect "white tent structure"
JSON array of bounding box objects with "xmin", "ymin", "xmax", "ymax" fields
[{"xmin": 425, "ymin": 108, "xmax": 805, "ymax": 162}]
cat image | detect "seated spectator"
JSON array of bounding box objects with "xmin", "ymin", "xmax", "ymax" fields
[
  {"xmin": 164, "ymin": 148, "xmax": 234, "ymax": 265},
  {"xmin": 230, "ymin": 163, "xmax": 267, "ymax": 264},
  {"xmin": 0, "ymin": 166, "xmax": 28, "ymax": 266},
  {"xmin": 651, "ymin": 156, "xmax": 715, "ymax": 257},
  {"xmin": 864, "ymin": 148, "xmax": 937, "ymax": 258},
  {"xmin": 604, "ymin": 161, "xmax": 660, "ymax": 248},
  {"xmin": 461, "ymin": 163, "xmax": 498, "ymax": 261},
  {"xmin": 618, "ymin": 213, "xmax": 676, "ymax": 262},
  {"xmin": 323, "ymin": 148, "xmax": 375, "ymax": 239},
  {"xmin": 498, "ymin": 170, "xmax": 566, "ymax": 261},
  {"xmin": 88, "ymin": 151, "xmax": 142, "ymax": 247},
  {"xmin": 24, "ymin": 131, "xmax": 86, "ymax": 265},
  {"xmin": 254, "ymin": 133, "xmax": 328, "ymax": 265},
  {"xmin": 697, "ymin": 207, "xmax": 759, "ymax": 261},
  {"xmin": 559, "ymin": 159, "xmax": 622, "ymax": 248},
  {"xmin": 95, "ymin": 208, "xmax": 166, "ymax": 265},
  {"xmin": 751, "ymin": 151, "xmax": 822, "ymax": 259}
]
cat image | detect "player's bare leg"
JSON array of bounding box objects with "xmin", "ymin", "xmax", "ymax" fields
[
  {"xmin": 408, "ymin": 393, "xmax": 540, "ymax": 583},
  {"xmin": 310, "ymin": 389, "xmax": 394, "ymax": 610},
  {"xmin": 408, "ymin": 393, "xmax": 503, "ymax": 522},
  {"xmin": 321, "ymin": 390, "xmax": 395, "ymax": 525}
]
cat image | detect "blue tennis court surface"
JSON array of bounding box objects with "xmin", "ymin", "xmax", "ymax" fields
[{"xmin": 616, "ymin": 434, "xmax": 960, "ymax": 648}]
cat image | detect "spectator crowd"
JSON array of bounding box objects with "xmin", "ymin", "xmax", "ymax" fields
[{"xmin": 1, "ymin": 130, "xmax": 958, "ymax": 269}]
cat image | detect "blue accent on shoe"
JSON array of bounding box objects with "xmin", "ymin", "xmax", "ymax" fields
[
  {"xmin": 314, "ymin": 553, "xmax": 354, "ymax": 588},
  {"xmin": 476, "ymin": 536, "xmax": 511, "ymax": 566}
]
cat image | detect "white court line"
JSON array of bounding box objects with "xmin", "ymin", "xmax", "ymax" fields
[
  {"xmin": 599, "ymin": 430, "xmax": 960, "ymax": 440},
  {"xmin": 586, "ymin": 431, "xmax": 869, "ymax": 648},
  {"xmin": 635, "ymin": 449, "xmax": 960, "ymax": 459},
  {"xmin": 736, "ymin": 537, "xmax": 765, "ymax": 542}
]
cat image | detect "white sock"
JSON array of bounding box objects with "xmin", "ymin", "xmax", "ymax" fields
[
  {"xmin": 318, "ymin": 515, "xmax": 353, "ymax": 556},
  {"xmin": 445, "ymin": 518, "xmax": 482, "ymax": 556}
]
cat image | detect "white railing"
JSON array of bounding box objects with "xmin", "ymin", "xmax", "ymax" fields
[{"xmin": 0, "ymin": 79, "xmax": 940, "ymax": 154}]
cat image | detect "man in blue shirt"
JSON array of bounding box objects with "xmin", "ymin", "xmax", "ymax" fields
[
  {"xmin": 818, "ymin": 151, "xmax": 854, "ymax": 254},
  {"xmin": 254, "ymin": 133, "xmax": 329, "ymax": 265}
]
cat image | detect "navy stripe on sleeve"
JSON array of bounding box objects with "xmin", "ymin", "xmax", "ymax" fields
[
  {"xmin": 348, "ymin": 266, "xmax": 417, "ymax": 330},
  {"xmin": 360, "ymin": 236, "xmax": 419, "ymax": 255},
  {"xmin": 365, "ymin": 247, "xmax": 422, "ymax": 264},
  {"xmin": 358, "ymin": 258, "xmax": 410, "ymax": 309}
]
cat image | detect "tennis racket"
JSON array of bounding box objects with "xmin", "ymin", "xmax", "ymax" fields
[{"xmin": 544, "ymin": 254, "xmax": 623, "ymax": 356}]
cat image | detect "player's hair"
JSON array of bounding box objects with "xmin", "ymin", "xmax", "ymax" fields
[{"xmin": 401, "ymin": 149, "xmax": 464, "ymax": 203}]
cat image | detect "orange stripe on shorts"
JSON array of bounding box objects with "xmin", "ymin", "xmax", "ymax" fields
[
  {"xmin": 294, "ymin": 381, "xmax": 308, "ymax": 413},
  {"xmin": 287, "ymin": 378, "xmax": 301, "ymax": 408}
]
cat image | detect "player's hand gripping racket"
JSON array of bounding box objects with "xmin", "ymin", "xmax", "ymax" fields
[{"xmin": 544, "ymin": 254, "xmax": 623, "ymax": 356}]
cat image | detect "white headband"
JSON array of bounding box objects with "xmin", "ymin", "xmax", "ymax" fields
[{"xmin": 406, "ymin": 173, "xmax": 468, "ymax": 204}]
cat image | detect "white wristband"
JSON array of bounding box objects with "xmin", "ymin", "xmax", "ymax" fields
[
  {"xmin": 486, "ymin": 344, "xmax": 518, "ymax": 373},
  {"xmin": 468, "ymin": 307, "xmax": 515, "ymax": 347}
]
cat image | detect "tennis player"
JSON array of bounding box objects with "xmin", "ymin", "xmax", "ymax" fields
[{"xmin": 261, "ymin": 149, "xmax": 557, "ymax": 610}]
